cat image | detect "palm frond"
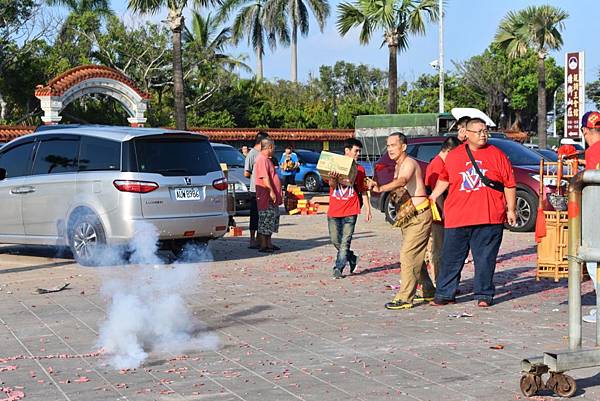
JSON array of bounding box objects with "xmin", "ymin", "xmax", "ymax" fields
[{"xmin": 127, "ymin": 0, "xmax": 165, "ymax": 14}]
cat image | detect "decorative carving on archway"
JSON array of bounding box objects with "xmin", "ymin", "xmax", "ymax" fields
[{"xmin": 35, "ymin": 65, "xmax": 151, "ymax": 127}]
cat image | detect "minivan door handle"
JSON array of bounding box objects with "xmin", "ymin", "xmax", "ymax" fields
[{"xmin": 10, "ymin": 186, "xmax": 35, "ymax": 194}]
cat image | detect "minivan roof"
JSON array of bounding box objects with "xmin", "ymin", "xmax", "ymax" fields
[{"xmin": 29, "ymin": 125, "xmax": 206, "ymax": 142}]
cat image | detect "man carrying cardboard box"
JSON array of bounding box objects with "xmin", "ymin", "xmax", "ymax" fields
[{"xmin": 327, "ymin": 138, "xmax": 371, "ymax": 279}]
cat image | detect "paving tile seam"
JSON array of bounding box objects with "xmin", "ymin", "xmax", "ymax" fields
[
  {"xmin": 228, "ymin": 293, "xmax": 516, "ymax": 388},
  {"xmin": 48, "ymin": 295, "xmax": 257, "ymax": 401},
  {"xmin": 0, "ymin": 316, "xmax": 73, "ymax": 401},
  {"xmin": 254, "ymin": 285, "xmax": 547, "ymax": 368},
  {"xmin": 202, "ymin": 303, "xmax": 458, "ymax": 401},
  {"xmin": 78, "ymin": 291, "xmax": 411, "ymax": 401},
  {"xmin": 18, "ymin": 300, "xmax": 133, "ymax": 400},
  {"xmin": 215, "ymin": 326, "xmax": 377, "ymax": 401},
  {"xmin": 75, "ymin": 293, "xmax": 254, "ymax": 401}
]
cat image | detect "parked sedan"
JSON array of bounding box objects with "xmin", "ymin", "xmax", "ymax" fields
[{"xmin": 370, "ymin": 137, "xmax": 552, "ymax": 232}]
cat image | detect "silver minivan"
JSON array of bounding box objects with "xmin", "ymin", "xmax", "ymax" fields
[{"xmin": 0, "ymin": 125, "xmax": 229, "ymax": 265}]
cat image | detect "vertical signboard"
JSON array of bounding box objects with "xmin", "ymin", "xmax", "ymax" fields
[{"xmin": 565, "ymin": 52, "xmax": 585, "ymax": 139}]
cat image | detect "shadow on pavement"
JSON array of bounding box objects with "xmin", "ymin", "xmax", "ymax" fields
[{"xmin": 0, "ymin": 261, "xmax": 73, "ymax": 274}]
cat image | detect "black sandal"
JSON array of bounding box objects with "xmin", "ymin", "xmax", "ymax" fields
[{"xmin": 259, "ymin": 248, "xmax": 274, "ymax": 253}]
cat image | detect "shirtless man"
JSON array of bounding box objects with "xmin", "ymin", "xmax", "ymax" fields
[{"xmin": 371, "ymin": 132, "xmax": 435, "ymax": 310}]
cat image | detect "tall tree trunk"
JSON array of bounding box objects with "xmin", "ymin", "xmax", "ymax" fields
[
  {"xmin": 387, "ymin": 43, "xmax": 398, "ymax": 114},
  {"xmin": 537, "ymin": 54, "xmax": 547, "ymax": 149},
  {"xmin": 169, "ymin": 10, "xmax": 186, "ymax": 130},
  {"xmin": 256, "ymin": 48, "xmax": 263, "ymax": 81},
  {"xmin": 291, "ymin": 24, "xmax": 298, "ymax": 83}
]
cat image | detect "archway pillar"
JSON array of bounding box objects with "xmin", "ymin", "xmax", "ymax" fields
[{"xmin": 38, "ymin": 96, "xmax": 63, "ymax": 125}]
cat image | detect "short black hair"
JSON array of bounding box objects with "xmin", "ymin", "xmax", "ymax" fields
[
  {"xmin": 456, "ymin": 116, "xmax": 470, "ymax": 128},
  {"xmin": 284, "ymin": 143, "xmax": 293, "ymax": 150},
  {"xmin": 389, "ymin": 132, "xmax": 407, "ymax": 145},
  {"xmin": 466, "ymin": 117, "xmax": 487, "ymax": 129},
  {"xmin": 254, "ymin": 130, "xmax": 269, "ymax": 145},
  {"xmin": 344, "ymin": 138, "xmax": 363, "ymax": 150},
  {"xmin": 441, "ymin": 136, "xmax": 461, "ymax": 152}
]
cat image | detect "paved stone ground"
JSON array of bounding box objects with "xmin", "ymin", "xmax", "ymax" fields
[{"xmin": 1, "ymin": 212, "xmax": 600, "ymax": 401}]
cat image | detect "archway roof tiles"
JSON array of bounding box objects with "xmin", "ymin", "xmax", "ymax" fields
[{"xmin": 34, "ymin": 65, "xmax": 150, "ymax": 99}]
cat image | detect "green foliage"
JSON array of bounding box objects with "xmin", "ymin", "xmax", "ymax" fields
[{"xmin": 188, "ymin": 110, "xmax": 236, "ymax": 127}]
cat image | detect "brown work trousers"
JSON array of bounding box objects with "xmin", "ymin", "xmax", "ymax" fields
[
  {"xmin": 394, "ymin": 209, "xmax": 435, "ymax": 303},
  {"xmin": 425, "ymin": 221, "xmax": 444, "ymax": 286}
]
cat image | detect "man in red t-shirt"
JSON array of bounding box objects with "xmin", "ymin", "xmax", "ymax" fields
[
  {"xmin": 327, "ymin": 138, "xmax": 371, "ymax": 278},
  {"xmin": 581, "ymin": 111, "xmax": 600, "ymax": 323},
  {"xmin": 429, "ymin": 118, "xmax": 516, "ymax": 307},
  {"xmin": 424, "ymin": 136, "xmax": 461, "ymax": 284},
  {"xmin": 254, "ymin": 138, "xmax": 283, "ymax": 253}
]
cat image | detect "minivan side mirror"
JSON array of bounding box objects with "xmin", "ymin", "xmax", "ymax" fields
[{"xmin": 0, "ymin": 168, "xmax": 5, "ymax": 181}]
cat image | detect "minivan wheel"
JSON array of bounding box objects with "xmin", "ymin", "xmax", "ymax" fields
[
  {"xmin": 509, "ymin": 189, "xmax": 538, "ymax": 233},
  {"xmin": 383, "ymin": 193, "xmax": 396, "ymax": 225},
  {"xmin": 69, "ymin": 214, "xmax": 106, "ymax": 266},
  {"xmin": 304, "ymin": 173, "xmax": 321, "ymax": 192}
]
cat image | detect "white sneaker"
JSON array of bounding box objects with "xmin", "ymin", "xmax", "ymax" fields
[{"xmin": 583, "ymin": 308, "xmax": 597, "ymax": 323}]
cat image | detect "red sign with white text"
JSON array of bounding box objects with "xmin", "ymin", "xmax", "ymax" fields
[{"xmin": 565, "ymin": 52, "xmax": 585, "ymax": 139}]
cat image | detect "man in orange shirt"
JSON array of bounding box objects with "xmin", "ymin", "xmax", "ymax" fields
[{"xmin": 581, "ymin": 111, "xmax": 600, "ymax": 323}]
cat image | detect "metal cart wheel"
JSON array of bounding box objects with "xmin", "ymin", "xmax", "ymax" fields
[
  {"xmin": 553, "ymin": 374, "xmax": 576, "ymax": 398},
  {"xmin": 520, "ymin": 374, "xmax": 541, "ymax": 397}
]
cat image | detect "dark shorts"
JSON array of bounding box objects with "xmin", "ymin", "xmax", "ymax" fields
[
  {"xmin": 249, "ymin": 194, "xmax": 259, "ymax": 231},
  {"xmin": 282, "ymin": 175, "xmax": 296, "ymax": 191}
]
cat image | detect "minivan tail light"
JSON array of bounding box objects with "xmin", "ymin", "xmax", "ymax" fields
[
  {"xmin": 113, "ymin": 180, "xmax": 159, "ymax": 193},
  {"xmin": 212, "ymin": 178, "xmax": 228, "ymax": 191}
]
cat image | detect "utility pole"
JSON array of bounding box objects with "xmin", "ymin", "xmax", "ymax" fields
[{"xmin": 438, "ymin": 0, "xmax": 444, "ymax": 114}]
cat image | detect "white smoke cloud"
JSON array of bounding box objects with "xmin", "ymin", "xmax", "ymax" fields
[{"xmin": 95, "ymin": 222, "xmax": 220, "ymax": 369}]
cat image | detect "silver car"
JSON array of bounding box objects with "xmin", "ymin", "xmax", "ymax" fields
[{"xmin": 0, "ymin": 125, "xmax": 229, "ymax": 265}]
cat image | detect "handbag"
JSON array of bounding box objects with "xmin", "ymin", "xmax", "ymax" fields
[
  {"xmin": 389, "ymin": 187, "xmax": 418, "ymax": 229},
  {"xmin": 464, "ymin": 144, "xmax": 504, "ymax": 192}
]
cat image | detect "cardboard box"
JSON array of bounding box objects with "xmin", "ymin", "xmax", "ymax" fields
[{"xmin": 317, "ymin": 151, "xmax": 357, "ymax": 184}]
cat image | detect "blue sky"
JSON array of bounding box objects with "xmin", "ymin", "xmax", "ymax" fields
[{"xmin": 106, "ymin": 0, "xmax": 595, "ymax": 86}]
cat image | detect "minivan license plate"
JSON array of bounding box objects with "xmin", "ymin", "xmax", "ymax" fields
[{"xmin": 174, "ymin": 187, "xmax": 201, "ymax": 200}]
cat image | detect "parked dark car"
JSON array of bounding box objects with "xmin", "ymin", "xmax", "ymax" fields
[
  {"xmin": 533, "ymin": 148, "xmax": 559, "ymax": 162},
  {"xmin": 370, "ymin": 136, "xmax": 555, "ymax": 232}
]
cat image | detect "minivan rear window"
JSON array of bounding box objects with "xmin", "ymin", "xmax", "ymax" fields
[{"xmin": 133, "ymin": 136, "xmax": 220, "ymax": 176}]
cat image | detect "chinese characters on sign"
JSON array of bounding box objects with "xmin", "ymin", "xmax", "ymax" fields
[{"xmin": 565, "ymin": 52, "xmax": 585, "ymax": 139}]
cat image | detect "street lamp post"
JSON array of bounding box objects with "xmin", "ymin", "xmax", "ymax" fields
[
  {"xmin": 438, "ymin": 0, "xmax": 444, "ymax": 114},
  {"xmin": 332, "ymin": 92, "xmax": 338, "ymax": 129},
  {"xmin": 553, "ymin": 83, "xmax": 563, "ymax": 138}
]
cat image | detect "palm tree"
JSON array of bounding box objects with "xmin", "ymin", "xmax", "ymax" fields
[
  {"xmin": 46, "ymin": 0, "xmax": 114, "ymax": 40},
  {"xmin": 217, "ymin": 0, "xmax": 289, "ymax": 80},
  {"xmin": 337, "ymin": 0, "xmax": 439, "ymax": 114},
  {"xmin": 494, "ymin": 5, "xmax": 568, "ymax": 149},
  {"xmin": 266, "ymin": 0, "xmax": 329, "ymax": 82},
  {"xmin": 184, "ymin": 11, "xmax": 251, "ymax": 73},
  {"xmin": 128, "ymin": 0, "xmax": 220, "ymax": 130}
]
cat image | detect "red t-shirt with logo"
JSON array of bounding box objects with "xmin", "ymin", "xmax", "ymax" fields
[
  {"xmin": 425, "ymin": 155, "xmax": 445, "ymax": 190},
  {"xmin": 254, "ymin": 153, "xmax": 282, "ymax": 210},
  {"xmin": 586, "ymin": 141, "xmax": 600, "ymax": 170},
  {"xmin": 439, "ymin": 144, "xmax": 516, "ymax": 228},
  {"xmin": 327, "ymin": 165, "xmax": 367, "ymax": 218}
]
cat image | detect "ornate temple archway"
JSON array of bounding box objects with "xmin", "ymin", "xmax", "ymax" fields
[{"xmin": 35, "ymin": 65, "xmax": 150, "ymax": 127}]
